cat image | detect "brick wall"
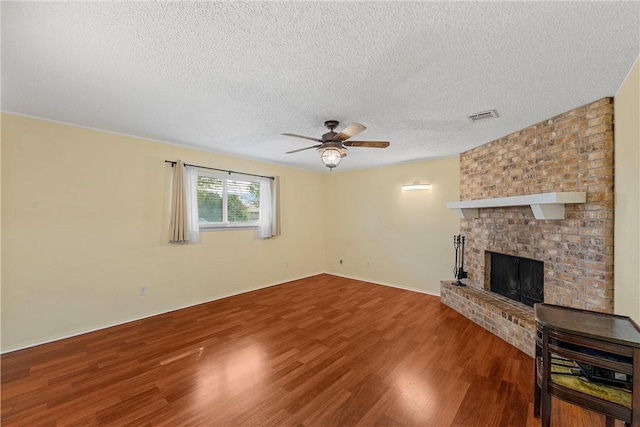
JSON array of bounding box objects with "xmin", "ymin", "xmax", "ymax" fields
[{"xmin": 459, "ymin": 98, "xmax": 614, "ymax": 312}]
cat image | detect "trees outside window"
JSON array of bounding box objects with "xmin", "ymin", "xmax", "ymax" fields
[{"xmin": 197, "ymin": 174, "xmax": 260, "ymax": 228}]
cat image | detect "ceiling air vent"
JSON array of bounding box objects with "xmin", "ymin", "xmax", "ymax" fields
[{"xmin": 467, "ymin": 109, "xmax": 499, "ymax": 123}]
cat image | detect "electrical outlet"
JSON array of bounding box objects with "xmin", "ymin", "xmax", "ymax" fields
[
  {"xmin": 285, "ymin": 261, "xmax": 289, "ymax": 268},
  {"xmin": 139, "ymin": 286, "xmax": 148, "ymax": 296}
]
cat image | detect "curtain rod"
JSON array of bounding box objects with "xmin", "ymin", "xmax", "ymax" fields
[{"xmin": 165, "ymin": 160, "xmax": 274, "ymax": 180}]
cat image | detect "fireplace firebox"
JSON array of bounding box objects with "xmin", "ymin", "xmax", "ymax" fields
[{"xmin": 489, "ymin": 252, "xmax": 543, "ymax": 308}]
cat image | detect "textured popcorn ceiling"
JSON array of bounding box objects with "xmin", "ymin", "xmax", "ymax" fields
[{"xmin": 2, "ymin": 1, "xmax": 639, "ymax": 173}]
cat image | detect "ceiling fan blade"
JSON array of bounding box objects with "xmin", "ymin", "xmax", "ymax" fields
[
  {"xmin": 286, "ymin": 144, "xmax": 322, "ymax": 154},
  {"xmin": 334, "ymin": 123, "xmax": 366, "ymax": 141},
  {"xmin": 282, "ymin": 133, "xmax": 323, "ymax": 143},
  {"xmin": 343, "ymin": 141, "xmax": 390, "ymax": 148}
]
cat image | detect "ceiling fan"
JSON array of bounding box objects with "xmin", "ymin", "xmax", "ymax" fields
[{"xmin": 282, "ymin": 120, "xmax": 390, "ymax": 170}]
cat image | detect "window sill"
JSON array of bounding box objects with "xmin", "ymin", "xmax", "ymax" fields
[{"xmin": 199, "ymin": 226, "xmax": 258, "ymax": 232}]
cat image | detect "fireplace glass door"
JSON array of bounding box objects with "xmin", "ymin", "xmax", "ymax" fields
[{"xmin": 490, "ymin": 252, "xmax": 543, "ymax": 307}]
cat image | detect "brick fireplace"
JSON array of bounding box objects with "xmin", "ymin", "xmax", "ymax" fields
[{"xmin": 441, "ymin": 97, "xmax": 614, "ymax": 356}]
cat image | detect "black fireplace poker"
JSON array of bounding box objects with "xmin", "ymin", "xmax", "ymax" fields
[{"xmin": 453, "ymin": 235, "xmax": 468, "ymax": 286}]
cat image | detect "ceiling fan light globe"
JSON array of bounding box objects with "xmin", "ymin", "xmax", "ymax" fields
[{"xmin": 321, "ymin": 148, "xmax": 342, "ymax": 169}]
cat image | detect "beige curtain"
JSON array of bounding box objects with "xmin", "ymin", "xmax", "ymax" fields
[
  {"xmin": 271, "ymin": 176, "xmax": 281, "ymax": 236},
  {"xmin": 168, "ymin": 160, "xmax": 188, "ymax": 243}
]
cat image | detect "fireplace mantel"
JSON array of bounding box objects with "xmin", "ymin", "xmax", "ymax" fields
[{"xmin": 447, "ymin": 192, "xmax": 586, "ymax": 220}]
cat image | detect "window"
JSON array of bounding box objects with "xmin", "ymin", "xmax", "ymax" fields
[
  {"xmin": 197, "ymin": 172, "xmax": 261, "ymax": 229},
  {"xmin": 169, "ymin": 162, "xmax": 277, "ymax": 242}
]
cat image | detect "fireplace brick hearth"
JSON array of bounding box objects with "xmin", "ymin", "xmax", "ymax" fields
[
  {"xmin": 442, "ymin": 97, "xmax": 614, "ymax": 355},
  {"xmin": 440, "ymin": 281, "xmax": 535, "ymax": 356}
]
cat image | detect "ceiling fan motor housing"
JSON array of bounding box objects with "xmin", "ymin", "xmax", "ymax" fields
[
  {"xmin": 322, "ymin": 131, "xmax": 338, "ymax": 141},
  {"xmin": 322, "ymin": 120, "xmax": 340, "ymax": 141}
]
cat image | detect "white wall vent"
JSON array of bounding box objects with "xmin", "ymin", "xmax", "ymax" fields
[{"xmin": 467, "ymin": 109, "xmax": 499, "ymax": 123}]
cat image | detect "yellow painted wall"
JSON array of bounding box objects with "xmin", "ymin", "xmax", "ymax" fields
[
  {"xmin": 1, "ymin": 114, "xmax": 326, "ymax": 351},
  {"xmin": 614, "ymin": 56, "xmax": 640, "ymax": 320},
  {"xmin": 7, "ymin": 69, "xmax": 635, "ymax": 351},
  {"xmin": 324, "ymin": 158, "xmax": 460, "ymax": 295},
  {"xmin": 0, "ymin": 115, "xmax": 3, "ymax": 352}
]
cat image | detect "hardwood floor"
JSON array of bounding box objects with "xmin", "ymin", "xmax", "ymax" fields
[{"xmin": 1, "ymin": 274, "xmax": 615, "ymax": 426}]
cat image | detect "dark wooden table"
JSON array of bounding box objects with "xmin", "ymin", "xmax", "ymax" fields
[{"xmin": 534, "ymin": 303, "xmax": 640, "ymax": 427}]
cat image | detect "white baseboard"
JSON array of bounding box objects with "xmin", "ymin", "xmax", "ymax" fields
[
  {"xmin": 325, "ymin": 272, "xmax": 441, "ymax": 298},
  {"xmin": 1, "ymin": 272, "xmax": 324, "ymax": 354}
]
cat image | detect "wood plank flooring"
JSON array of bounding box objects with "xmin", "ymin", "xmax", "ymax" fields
[{"xmin": 1, "ymin": 274, "xmax": 616, "ymax": 426}]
